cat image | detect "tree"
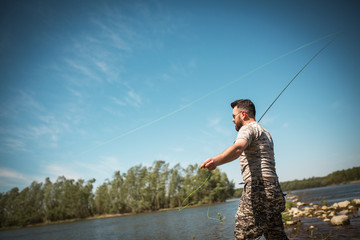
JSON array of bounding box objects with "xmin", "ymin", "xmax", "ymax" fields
[
  {"xmin": 109, "ymin": 171, "xmax": 125, "ymax": 214},
  {"xmin": 21, "ymin": 181, "xmax": 44, "ymax": 226},
  {"xmin": 0, "ymin": 160, "xmax": 242, "ymax": 228},
  {"xmin": 1, "ymin": 187, "xmax": 20, "ymax": 227},
  {"xmin": 94, "ymin": 182, "xmax": 111, "ymax": 215},
  {"xmin": 168, "ymin": 164, "xmax": 183, "ymax": 208}
]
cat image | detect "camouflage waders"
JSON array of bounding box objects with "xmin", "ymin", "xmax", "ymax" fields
[{"xmin": 234, "ymin": 178, "xmax": 288, "ymax": 240}]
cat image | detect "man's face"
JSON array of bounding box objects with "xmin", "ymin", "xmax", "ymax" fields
[{"xmin": 232, "ymin": 107, "xmax": 244, "ymax": 131}]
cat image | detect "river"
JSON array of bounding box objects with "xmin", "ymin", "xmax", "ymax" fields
[{"xmin": 1, "ymin": 182, "xmax": 359, "ymax": 240}]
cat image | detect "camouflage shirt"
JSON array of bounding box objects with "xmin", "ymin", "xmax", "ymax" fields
[{"xmin": 235, "ymin": 121, "xmax": 278, "ymax": 183}]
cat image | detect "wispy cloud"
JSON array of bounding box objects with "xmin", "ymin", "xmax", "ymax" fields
[
  {"xmin": 1, "ymin": 90, "xmax": 43, "ymax": 120},
  {"xmin": 30, "ymin": 125, "xmax": 59, "ymax": 145},
  {"xmin": 30, "ymin": 114, "xmax": 70, "ymax": 147},
  {"xmin": 94, "ymin": 60, "xmax": 108, "ymax": 73},
  {"xmin": 259, "ymin": 115, "xmax": 276, "ymax": 126},
  {"xmin": 91, "ymin": 18, "xmax": 133, "ymax": 52},
  {"xmin": 75, "ymin": 156, "xmax": 122, "ymax": 180},
  {"xmin": 103, "ymin": 106, "xmax": 124, "ymax": 119},
  {"xmin": 170, "ymin": 146, "xmax": 184, "ymax": 153},
  {"xmin": 0, "ymin": 168, "xmax": 31, "ymax": 191},
  {"xmin": 0, "ymin": 168, "xmax": 27, "ymax": 181},
  {"xmin": 126, "ymin": 91, "xmax": 142, "ymax": 107},
  {"xmin": 20, "ymin": 91, "xmax": 43, "ymax": 110},
  {"xmin": 1, "ymin": 137, "xmax": 28, "ymax": 152},
  {"xmin": 0, "ymin": 112, "xmax": 70, "ymax": 152},
  {"xmin": 111, "ymin": 96, "xmax": 126, "ymax": 106},
  {"xmin": 67, "ymin": 87, "xmax": 83, "ymax": 97},
  {"xmin": 208, "ymin": 117, "xmax": 221, "ymax": 127},
  {"xmin": 111, "ymin": 90, "xmax": 143, "ymax": 108},
  {"xmin": 45, "ymin": 164, "xmax": 81, "ymax": 181},
  {"xmin": 207, "ymin": 117, "xmax": 232, "ymax": 136},
  {"xmin": 62, "ymin": 8, "xmax": 138, "ymax": 87},
  {"xmin": 66, "ymin": 59, "xmax": 103, "ymax": 83}
]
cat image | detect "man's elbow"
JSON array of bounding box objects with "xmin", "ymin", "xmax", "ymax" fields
[
  {"xmin": 233, "ymin": 148, "xmax": 243, "ymax": 159},
  {"xmin": 233, "ymin": 140, "xmax": 247, "ymax": 155}
]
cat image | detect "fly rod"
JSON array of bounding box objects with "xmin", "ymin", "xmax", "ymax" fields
[{"xmin": 258, "ymin": 33, "xmax": 340, "ymax": 122}]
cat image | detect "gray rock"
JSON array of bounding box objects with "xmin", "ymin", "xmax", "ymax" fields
[
  {"xmin": 338, "ymin": 200, "xmax": 351, "ymax": 209},
  {"xmin": 352, "ymin": 199, "xmax": 360, "ymax": 206},
  {"xmin": 331, "ymin": 215, "xmax": 350, "ymax": 226},
  {"xmin": 330, "ymin": 203, "xmax": 339, "ymax": 210}
]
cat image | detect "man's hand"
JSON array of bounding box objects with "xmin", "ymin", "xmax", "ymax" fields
[
  {"xmin": 199, "ymin": 158, "xmax": 217, "ymax": 171},
  {"xmin": 200, "ymin": 139, "xmax": 248, "ymax": 171}
]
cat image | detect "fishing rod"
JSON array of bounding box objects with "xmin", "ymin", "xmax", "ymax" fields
[
  {"xmin": 178, "ymin": 32, "xmax": 340, "ymax": 214},
  {"xmin": 258, "ymin": 33, "xmax": 340, "ymax": 122}
]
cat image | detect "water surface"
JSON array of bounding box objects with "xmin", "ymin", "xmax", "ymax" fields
[{"xmin": 1, "ymin": 182, "xmax": 359, "ymax": 240}]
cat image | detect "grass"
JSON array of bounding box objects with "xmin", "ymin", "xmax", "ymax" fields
[
  {"xmin": 285, "ymin": 201, "xmax": 295, "ymax": 210},
  {"xmin": 309, "ymin": 230, "xmax": 333, "ymax": 240},
  {"xmin": 281, "ymin": 212, "xmax": 292, "ymax": 223}
]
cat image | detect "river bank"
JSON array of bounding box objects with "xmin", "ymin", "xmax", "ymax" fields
[
  {"xmin": 283, "ymin": 195, "xmax": 360, "ymax": 239},
  {"xmin": 0, "ymin": 212, "xmax": 142, "ymax": 231},
  {"xmin": 285, "ymin": 216, "xmax": 360, "ymax": 240}
]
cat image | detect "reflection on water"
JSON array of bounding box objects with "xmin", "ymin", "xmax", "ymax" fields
[
  {"xmin": 1, "ymin": 183, "xmax": 359, "ymax": 240},
  {"xmin": 0, "ymin": 202, "xmax": 238, "ymax": 240}
]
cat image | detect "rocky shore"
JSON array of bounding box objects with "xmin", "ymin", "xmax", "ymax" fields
[{"xmin": 284, "ymin": 196, "xmax": 360, "ymax": 239}]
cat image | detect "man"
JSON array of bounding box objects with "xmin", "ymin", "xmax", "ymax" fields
[{"xmin": 200, "ymin": 99, "xmax": 288, "ymax": 240}]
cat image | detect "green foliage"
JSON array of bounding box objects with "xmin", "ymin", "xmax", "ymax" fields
[
  {"xmin": 281, "ymin": 212, "xmax": 292, "ymax": 223},
  {"xmin": 233, "ymin": 188, "xmax": 243, "ymax": 198},
  {"xmin": 285, "ymin": 201, "xmax": 294, "ymax": 211},
  {"xmin": 0, "ymin": 161, "xmax": 235, "ymax": 228},
  {"xmin": 321, "ymin": 200, "xmax": 328, "ymax": 206},
  {"xmin": 0, "ymin": 177, "xmax": 95, "ymax": 228},
  {"xmin": 280, "ymin": 166, "xmax": 360, "ymax": 191},
  {"xmin": 309, "ymin": 230, "xmax": 333, "ymax": 240}
]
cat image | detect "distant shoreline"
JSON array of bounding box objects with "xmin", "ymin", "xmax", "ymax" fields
[
  {"xmin": 282, "ymin": 180, "xmax": 360, "ymax": 193},
  {"xmin": 0, "ymin": 212, "xmax": 138, "ymax": 231},
  {"xmin": 279, "ymin": 166, "xmax": 360, "ymax": 192}
]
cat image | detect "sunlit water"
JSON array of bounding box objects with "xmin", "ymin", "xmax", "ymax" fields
[{"xmin": 1, "ymin": 183, "xmax": 359, "ymax": 240}]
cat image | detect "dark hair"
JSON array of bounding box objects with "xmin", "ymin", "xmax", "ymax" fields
[{"xmin": 231, "ymin": 99, "xmax": 256, "ymax": 118}]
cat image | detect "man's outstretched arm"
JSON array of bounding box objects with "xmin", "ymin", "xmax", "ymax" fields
[{"xmin": 199, "ymin": 138, "xmax": 248, "ymax": 170}]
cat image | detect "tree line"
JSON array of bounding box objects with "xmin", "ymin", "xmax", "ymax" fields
[
  {"xmin": 0, "ymin": 161, "xmax": 235, "ymax": 228},
  {"xmin": 280, "ymin": 166, "xmax": 360, "ymax": 191}
]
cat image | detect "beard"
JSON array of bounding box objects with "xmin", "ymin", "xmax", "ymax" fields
[{"xmin": 235, "ymin": 122, "xmax": 243, "ymax": 131}]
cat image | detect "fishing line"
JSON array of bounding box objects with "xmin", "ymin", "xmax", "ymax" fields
[
  {"xmin": 178, "ymin": 173, "xmax": 211, "ymax": 211},
  {"xmin": 177, "ymin": 171, "xmax": 224, "ymax": 222},
  {"xmin": 206, "ymin": 205, "xmax": 220, "ymax": 221},
  {"xmin": 78, "ymin": 32, "xmax": 340, "ymax": 155}
]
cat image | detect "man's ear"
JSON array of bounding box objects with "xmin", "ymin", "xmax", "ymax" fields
[{"xmin": 241, "ymin": 112, "xmax": 247, "ymax": 120}]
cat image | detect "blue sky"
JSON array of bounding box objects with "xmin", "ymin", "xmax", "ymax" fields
[{"xmin": 1, "ymin": 0, "xmax": 359, "ymax": 192}]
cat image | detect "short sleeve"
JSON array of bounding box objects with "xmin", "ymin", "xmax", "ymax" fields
[{"xmin": 235, "ymin": 123, "xmax": 255, "ymax": 146}]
